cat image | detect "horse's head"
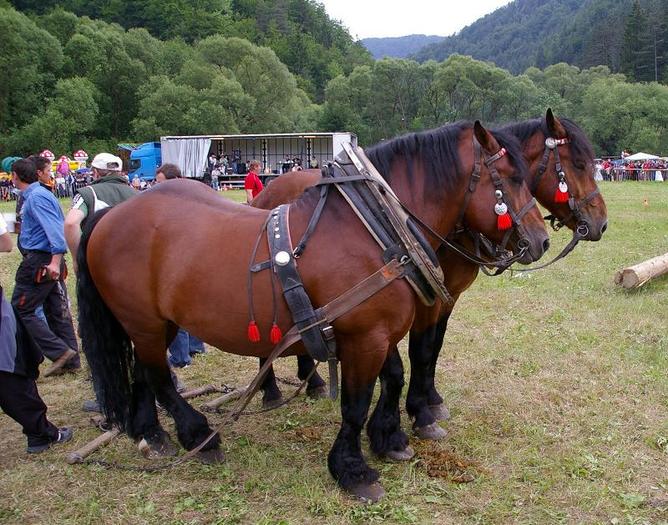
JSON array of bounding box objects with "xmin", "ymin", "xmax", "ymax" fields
[
  {"xmin": 461, "ymin": 121, "xmax": 550, "ymax": 264},
  {"xmin": 520, "ymin": 109, "xmax": 608, "ymax": 241}
]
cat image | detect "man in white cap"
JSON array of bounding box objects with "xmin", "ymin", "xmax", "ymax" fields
[
  {"xmin": 64, "ymin": 152, "xmax": 137, "ymax": 271},
  {"xmin": 64, "ymin": 152, "xmax": 137, "ymax": 413}
]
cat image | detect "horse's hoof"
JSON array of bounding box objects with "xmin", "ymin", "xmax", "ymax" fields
[
  {"xmin": 429, "ymin": 404, "xmax": 451, "ymax": 421},
  {"xmin": 414, "ymin": 422, "xmax": 448, "ymax": 441},
  {"xmin": 348, "ymin": 482, "xmax": 385, "ymax": 504},
  {"xmin": 262, "ymin": 396, "xmax": 284, "ymax": 409},
  {"xmin": 306, "ymin": 385, "xmax": 328, "ymax": 399},
  {"xmin": 138, "ymin": 435, "xmax": 179, "ymax": 458},
  {"xmin": 195, "ymin": 448, "xmax": 225, "ymax": 465},
  {"xmin": 383, "ymin": 445, "xmax": 415, "ymax": 462}
]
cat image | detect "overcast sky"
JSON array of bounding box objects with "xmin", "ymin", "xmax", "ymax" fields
[{"xmin": 318, "ymin": 0, "xmax": 513, "ymax": 39}]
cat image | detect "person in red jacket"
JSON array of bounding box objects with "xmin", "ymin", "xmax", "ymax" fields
[{"xmin": 244, "ymin": 160, "xmax": 264, "ymax": 204}]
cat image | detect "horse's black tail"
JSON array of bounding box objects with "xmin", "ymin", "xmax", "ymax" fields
[{"xmin": 77, "ymin": 209, "xmax": 135, "ymax": 432}]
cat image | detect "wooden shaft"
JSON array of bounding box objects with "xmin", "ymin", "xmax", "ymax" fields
[
  {"xmin": 66, "ymin": 429, "xmax": 120, "ymax": 464},
  {"xmin": 201, "ymin": 386, "xmax": 248, "ymax": 412},
  {"xmin": 615, "ymin": 252, "xmax": 668, "ymax": 289}
]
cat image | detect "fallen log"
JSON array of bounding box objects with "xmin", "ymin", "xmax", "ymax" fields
[
  {"xmin": 66, "ymin": 429, "xmax": 120, "ymax": 464},
  {"xmin": 615, "ymin": 252, "xmax": 668, "ymax": 289},
  {"xmin": 201, "ymin": 386, "xmax": 249, "ymax": 412}
]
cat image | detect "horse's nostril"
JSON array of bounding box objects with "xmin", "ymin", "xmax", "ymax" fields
[
  {"xmin": 543, "ymin": 238, "xmax": 551, "ymax": 253},
  {"xmin": 600, "ymin": 220, "xmax": 608, "ymax": 234}
]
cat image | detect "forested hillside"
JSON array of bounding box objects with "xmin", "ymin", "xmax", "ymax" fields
[
  {"xmin": 414, "ymin": 0, "xmax": 668, "ymax": 82},
  {"xmin": 1, "ymin": 1, "xmax": 667, "ymax": 159},
  {"xmin": 7, "ymin": 0, "xmax": 371, "ymax": 99},
  {"xmin": 362, "ymin": 35, "xmax": 445, "ymax": 60}
]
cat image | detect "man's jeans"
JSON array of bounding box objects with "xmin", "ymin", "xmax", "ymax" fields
[{"xmin": 168, "ymin": 329, "xmax": 205, "ymax": 368}]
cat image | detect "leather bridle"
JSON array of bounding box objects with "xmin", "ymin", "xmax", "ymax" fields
[
  {"xmin": 402, "ymin": 137, "xmax": 538, "ymax": 272},
  {"xmin": 532, "ymin": 136, "xmax": 600, "ymax": 238}
]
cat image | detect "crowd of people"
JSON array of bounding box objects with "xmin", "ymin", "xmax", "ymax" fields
[
  {"xmin": 0, "ymin": 153, "xmax": 220, "ymax": 453},
  {"xmin": 596, "ymin": 153, "xmax": 667, "ymax": 182}
]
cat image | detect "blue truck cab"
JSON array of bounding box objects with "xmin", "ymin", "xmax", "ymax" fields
[{"xmin": 126, "ymin": 142, "xmax": 161, "ymax": 181}]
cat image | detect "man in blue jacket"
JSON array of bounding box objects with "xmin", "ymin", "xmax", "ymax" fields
[{"xmin": 10, "ymin": 158, "xmax": 79, "ymax": 377}]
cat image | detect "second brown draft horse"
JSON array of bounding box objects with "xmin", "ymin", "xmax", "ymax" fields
[{"xmin": 76, "ymin": 121, "xmax": 548, "ymax": 502}]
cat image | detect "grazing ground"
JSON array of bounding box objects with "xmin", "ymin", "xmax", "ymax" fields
[{"xmin": 0, "ymin": 183, "xmax": 666, "ymax": 525}]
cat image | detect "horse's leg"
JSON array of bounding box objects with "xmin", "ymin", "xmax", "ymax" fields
[
  {"xmin": 129, "ymin": 361, "xmax": 178, "ymax": 458},
  {"xmin": 139, "ymin": 350, "xmax": 223, "ymax": 464},
  {"xmin": 406, "ymin": 311, "xmax": 450, "ymax": 441},
  {"xmin": 426, "ymin": 312, "xmax": 452, "ymax": 421},
  {"xmin": 297, "ymin": 355, "xmax": 327, "ymax": 398},
  {"xmin": 328, "ymin": 337, "xmax": 386, "ymax": 503},
  {"xmin": 366, "ymin": 346, "xmax": 413, "ymax": 461},
  {"xmin": 259, "ymin": 358, "xmax": 283, "ymax": 409}
]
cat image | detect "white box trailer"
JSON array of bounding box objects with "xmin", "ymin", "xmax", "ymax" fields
[{"xmin": 160, "ymin": 132, "xmax": 357, "ymax": 186}]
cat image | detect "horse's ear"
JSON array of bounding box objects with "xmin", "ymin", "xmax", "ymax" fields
[
  {"xmin": 546, "ymin": 108, "xmax": 567, "ymax": 138},
  {"xmin": 473, "ymin": 120, "xmax": 500, "ymax": 153}
]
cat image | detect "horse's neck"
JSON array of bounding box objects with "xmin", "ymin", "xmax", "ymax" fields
[{"xmin": 387, "ymin": 155, "xmax": 466, "ymax": 249}]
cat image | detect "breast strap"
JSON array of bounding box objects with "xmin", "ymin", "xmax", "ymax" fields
[{"xmin": 267, "ymin": 205, "xmax": 336, "ymax": 363}]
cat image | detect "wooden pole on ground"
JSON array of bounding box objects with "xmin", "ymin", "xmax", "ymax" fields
[
  {"xmin": 615, "ymin": 252, "xmax": 668, "ymax": 289},
  {"xmin": 201, "ymin": 386, "xmax": 249, "ymax": 413},
  {"xmin": 66, "ymin": 429, "xmax": 121, "ymax": 464},
  {"xmin": 181, "ymin": 384, "xmax": 221, "ymax": 400}
]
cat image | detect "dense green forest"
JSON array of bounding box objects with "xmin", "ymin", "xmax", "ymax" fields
[
  {"xmin": 7, "ymin": 0, "xmax": 371, "ymax": 99},
  {"xmin": 414, "ymin": 0, "xmax": 668, "ymax": 83},
  {"xmin": 0, "ymin": 0, "xmax": 667, "ymax": 159}
]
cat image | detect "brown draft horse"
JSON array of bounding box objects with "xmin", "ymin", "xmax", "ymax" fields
[
  {"xmin": 76, "ymin": 121, "xmax": 549, "ymax": 502},
  {"xmin": 253, "ymin": 110, "xmax": 608, "ymax": 443}
]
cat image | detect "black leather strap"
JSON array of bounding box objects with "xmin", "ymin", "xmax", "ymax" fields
[{"xmin": 267, "ymin": 205, "xmax": 334, "ymax": 363}]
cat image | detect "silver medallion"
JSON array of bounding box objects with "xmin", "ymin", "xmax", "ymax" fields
[
  {"xmin": 558, "ymin": 181, "xmax": 568, "ymax": 193},
  {"xmin": 495, "ymin": 189, "xmax": 503, "ymax": 199},
  {"xmin": 494, "ymin": 202, "xmax": 508, "ymax": 216},
  {"xmin": 274, "ymin": 251, "xmax": 291, "ymax": 266},
  {"xmin": 545, "ymin": 137, "xmax": 557, "ymax": 149}
]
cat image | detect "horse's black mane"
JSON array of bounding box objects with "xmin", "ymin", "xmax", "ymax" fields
[
  {"xmin": 500, "ymin": 117, "xmax": 595, "ymax": 169},
  {"xmin": 364, "ymin": 121, "xmax": 528, "ymax": 196}
]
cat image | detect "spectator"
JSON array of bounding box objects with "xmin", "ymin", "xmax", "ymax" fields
[
  {"xmin": 64, "ymin": 152, "xmax": 137, "ymax": 413},
  {"xmin": 244, "ymin": 160, "xmax": 264, "ymax": 204},
  {"xmin": 10, "ymin": 158, "xmax": 80, "ymax": 377},
  {"xmin": 64, "ymin": 152, "xmax": 137, "ymax": 272},
  {"xmin": 0, "ymin": 213, "xmax": 73, "ymax": 453}
]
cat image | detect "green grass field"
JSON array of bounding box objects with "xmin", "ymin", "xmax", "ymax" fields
[{"xmin": 0, "ymin": 183, "xmax": 666, "ymax": 524}]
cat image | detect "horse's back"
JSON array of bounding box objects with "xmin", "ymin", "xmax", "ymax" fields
[
  {"xmin": 85, "ymin": 179, "xmax": 269, "ymax": 330},
  {"xmin": 251, "ymin": 170, "xmax": 321, "ymax": 210}
]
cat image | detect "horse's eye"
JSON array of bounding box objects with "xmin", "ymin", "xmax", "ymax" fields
[
  {"xmin": 573, "ymin": 161, "xmax": 586, "ymax": 170},
  {"xmin": 509, "ymin": 175, "xmax": 524, "ymax": 186}
]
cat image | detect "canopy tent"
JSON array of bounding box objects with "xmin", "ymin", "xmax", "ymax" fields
[{"xmin": 624, "ymin": 152, "xmax": 660, "ymax": 161}]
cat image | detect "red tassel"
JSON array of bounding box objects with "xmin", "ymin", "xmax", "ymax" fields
[
  {"xmin": 554, "ymin": 188, "xmax": 569, "ymax": 203},
  {"xmin": 270, "ymin": 323, "xmax": 283, "ymax": 344},
  {"xmin": 247, "ymin": 321, "xmax": 261, "ymax": 343},
  {"xmin": 497, "ymin": 213, "xmax": 512, "ymax": 231}
]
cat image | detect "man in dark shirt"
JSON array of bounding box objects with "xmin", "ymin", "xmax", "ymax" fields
[
  {"xmin": 0, "ymin": 213, "xmax": 73, "ymax": 453},
  {"xmin": 10, "ymin": 158, "xmax": 79, "ymax": 377}
]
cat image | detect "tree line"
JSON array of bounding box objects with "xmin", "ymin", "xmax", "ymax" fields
[{"xmin": 1, "ymin": 3, "xmax": 667, "ymax": 159}]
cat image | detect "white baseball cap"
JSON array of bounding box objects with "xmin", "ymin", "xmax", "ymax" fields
[{"xmin": 91, "ymin": 153, "xmax": 123, "ymax": 171}]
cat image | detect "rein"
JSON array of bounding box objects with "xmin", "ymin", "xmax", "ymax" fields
[{"xmin": 380, "ymin": 138, "xmax": 533, "ymax": 273}]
